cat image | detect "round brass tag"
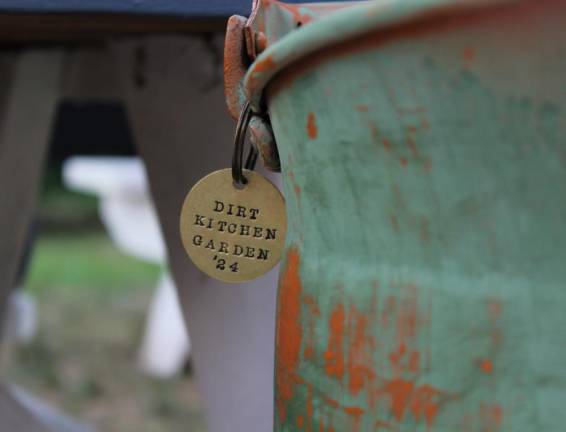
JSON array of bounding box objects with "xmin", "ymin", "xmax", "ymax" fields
[{"xmin": 180, "ymin": 169, "xmax": 286, "ymax": 283}]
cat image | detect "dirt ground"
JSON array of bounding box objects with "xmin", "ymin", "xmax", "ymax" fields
[
  {"xmin": 2, "ymin": 170, "xmax": 208, "ymax": 431},
  {"xmin": 5, "ymin": 237, "xmax": 207, "ymax": 432}
]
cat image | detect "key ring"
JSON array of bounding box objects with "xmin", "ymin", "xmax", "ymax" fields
[{"xmin": 232, "ymin": 101, "xmax": 259, "ymax": 187}]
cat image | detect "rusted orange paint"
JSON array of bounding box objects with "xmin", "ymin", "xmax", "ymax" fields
[
  {"xmin": 223, "ymin": 15, "xmax": 249, "ymax": 120},
  {"xmin": 307, "ymin": 112, "xmax": 318, "ymax": 139},
  {"xmin": 324, "ymin": 303, "xmax": 346, "ymax": 379},
  {"xmin": 247, "ymin": 54, "xmax": 278, "ymax": 93},
  {"xmin": 344, "ymin": 406, "xmax": 364, "ymax": 432},
  {"xmin": 480, "ymin": 403, "xmax": 504, "ymax": 431},
  {"xmin": 356, "ymin": 104, "xmax": 369, "ymax": 112},
  {"xmin": 347, "ymin": 304, "xmax": 376, "ymax": 396},
  {"xmin": 380, "ymin": 378, "xmax": 413, "ymax": 422},
  {"xmin": 379, "ymin": 379, "xmax": 446, "ymax": 427},
  {"xmin": 400, "ymin": 157, "xmax": 408, "ymax": 167},
  {"xmin": 276, "ymin": 247, "xmax": 303, "ymax": 423},
  {"xmin": 303, "ymin": 295, "xmax": 321, "ymax": 360},
  {"xmin": 312, "ymin": 284, "xmax": 445, "ymax": 428},
  {"xmin": 389, "ymin": 341, "xmax": 407, "ymax": 375},
  {"xmin": 254, "ymin": 54, "xmax": 277, "ymax": 73},
  {"xmin": 288, "ymin": 170, "xmax": 302, "ymax": 197},
  {"xmin": 303, "ymin": 295, "xmax": 321, "ymax": 315},
  {"xmin": 382, "ymin": 138, "xmax": 392, "ymax": 151},
  {"xmin": 479, "ymin": 358, "xmax": 493, "ymax": 374},
  {"xmin": 274, "ymin": 229, "xmax": 439, "ymax": 428},
  {"xmin": 409, "ymin": 383, "xmax": 446, "ymax": 427}
]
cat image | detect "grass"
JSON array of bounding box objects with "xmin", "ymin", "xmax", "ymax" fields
[
  {"xmin": 27, "ymin": 232, "xmax": 162, "ymax": 293},
  {"xmin": 5, "ymin": 166, "xmax": 206, "ymax": 432},
  {"xmin": 28, "ymin": 165, "xmax": 161, "ymax": 292}
]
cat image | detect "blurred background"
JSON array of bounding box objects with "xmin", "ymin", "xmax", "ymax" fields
[{"xmin": 3, "ymin": 101, "xmax": 206, "ymax": 432}]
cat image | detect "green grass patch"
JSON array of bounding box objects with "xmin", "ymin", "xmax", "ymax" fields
[{"xmin": 27, "ymin": 232, "xmax": 161, "ymax": 293}]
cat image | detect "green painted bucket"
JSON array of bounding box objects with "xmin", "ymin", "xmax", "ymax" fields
[{"xmin": 238, "ymin": 0, "xmax": 566, "ymax": 430}]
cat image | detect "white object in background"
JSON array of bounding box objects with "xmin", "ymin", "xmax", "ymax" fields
[
  {"xmin": 63, "ymin": 157, "xmax": 164, "ymax": 262},
  {"xmin": 63, "ymin": 156, "xmax": 189, "ymax": 377},
  {"xmin": 137, "ymin": 273, "xmax": 190, "ymax": 377},
  {"xmin": 4, "ymin": 289, "xmax": 37, "ymax": 346}
]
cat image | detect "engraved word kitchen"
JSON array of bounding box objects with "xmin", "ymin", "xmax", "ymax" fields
[{"xmin": 191, "ymin": 200, "xmax": 279, "ymax": 273}]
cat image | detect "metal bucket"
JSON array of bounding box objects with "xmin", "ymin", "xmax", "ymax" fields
[{"xmin": 232, "ymin": 0, "xmax": 566, "ymax": 430}]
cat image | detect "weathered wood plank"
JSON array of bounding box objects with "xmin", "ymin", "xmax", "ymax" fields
[
  {"xmin": 112, "ymin": 37, "xmax": 278, "ymax": 432},
  {"xmin": 0, "ymin": 51, "xmax": 63, "ymax": 336},
  {"xmin": 0, "ymin": 15, "xmax": 226, "ymax": 44}
]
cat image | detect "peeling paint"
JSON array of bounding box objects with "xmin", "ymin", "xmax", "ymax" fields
[
  {"xmin": 306, "ymin": 112, "xmax": 318, "ymax": 139},
  {"xmin": 324, "ymin": 303, "xmax": 346, "ymax": 380},
  {"xmin": 276, "ymin": 247, "xmax": 303, "ymax": 423}
]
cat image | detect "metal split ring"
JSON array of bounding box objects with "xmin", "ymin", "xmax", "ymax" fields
[{"xmin": 232, "ymin": 101, "xmax": 259, "ymax": 186}]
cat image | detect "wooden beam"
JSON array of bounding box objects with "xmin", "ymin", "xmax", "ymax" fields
[{"xmin": 0, "ymin": 14, "xmax": 226, "ymax": 45}]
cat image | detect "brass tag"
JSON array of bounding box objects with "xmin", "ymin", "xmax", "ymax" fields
[{"xmin": 180, "ymin": 168, "xmax": 286, "ymax": 283}]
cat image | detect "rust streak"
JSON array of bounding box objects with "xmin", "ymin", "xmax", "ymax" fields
[
  {"xmin": 379, "ymin": 379, "xmax": 446, "ymax": 427},
  {"xmin": 254, "ymin": 54, "xmax": 277, "ymax": 73},
  {"xmin": 344, "ymin": 406, "xmax": 364, "ymax": 432},
  {"xmin": 479, "ymin": 358, "xmax": 493, "ymax": 374},
  {"xmin": 480, "ymin": 403, "xmax": 504, "ymax": 431},
  {"xmin": 307, "ymin": 112, "xmax": 318, "ymax": 139},
  {"xmin": 347, "ymin": 305, "xmax": 376, "ymax": 396},
  {"xmin": 276, "ymin": 248, "xmax": 303, "ymax": 423},
  {"xmin": 324, "ymin": 303, "xmax": 346, "ymax": 380}
]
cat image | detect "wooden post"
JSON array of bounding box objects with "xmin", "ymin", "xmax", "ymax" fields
[
  {"xmin": 0, "ymin": 50, "xmax": 63, "ymax": 340},
  {"xmin": 113, "ymin": 37, "xmax": 277, "ymax": 432},
  {"xmin": 0, "ymin": 49, "xmax": 65, "ymax": 430}
]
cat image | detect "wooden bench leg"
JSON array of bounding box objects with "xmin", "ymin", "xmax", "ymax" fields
[
  {"xmin": 0, "ymin": 50, "xmax": 63, "ymax": 429},
  {"xmin": 113, "ymin": 37, "xmax": 277, "ymax": 432},
  {"xmin": 0, "ymin": 51, "xmax": 63, "ymax": 341}
]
